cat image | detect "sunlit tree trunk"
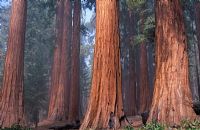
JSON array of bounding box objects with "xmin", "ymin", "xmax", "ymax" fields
[
  {"xmin": 47, "ymin": 0, "xmax": 72, "ymax": 121},
  {"xmin": 80, "ymin": 0, "xmax": 123, "ymax": 129},
  {"xmin": 0, "ymin": 0, "xmax": 27, "ymax": 127},
  {"xmin": 148, "ymin": 0, "xmax": 196, "ymax": 125},
  {"xmin": 68, "ymin": 0, "xmax": 81, "ymax": 122}
]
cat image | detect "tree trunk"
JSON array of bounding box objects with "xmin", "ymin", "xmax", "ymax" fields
[
  {"xmin": 126, "ymin": 46, "xmax": 137, "ymax": 116},
  {"xmin": 80, "ymin": 0, "xmax": 123, "ymax": 129},
  {"xmin": 139, "ymin": 43, "xmax": 150, "ymax": 113},
  {"xmin": 47, "ymin": 0, "xmax": 72, "ymax": 121},
  {"xmin": 195, "ymin": 2, "xmax": 200, "ymax": 63},
  {"xmin": 126, "ymin": 11, "xmax": 137, "ymax": 116},
  {"xmin": 68, "ymin": 0, "xmax": 81, "ymax": 122},
  {"xmin": 195, "ymin": 2, "xmax": 200, "ymax": 100},
  {"xmin": 0, "ymin": 0, "xmax": 27, "ymax": 127},
  {"xmin": 148, "ymin": 0, "xmax": 196, "ymax": 125},
  {"xmin": 139, "ymin": 14, "xmax": 150, "ymax": 114}
]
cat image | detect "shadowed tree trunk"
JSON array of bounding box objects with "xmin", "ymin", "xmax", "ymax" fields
[
  {"xmin": 195, "ymin": 2, "xmax": 200, "ymax": 64},
  {"xmin": 47, "ymin": 0, "xmax": 72, "ymax": 121},
  {"xmin": 126, "ymin": 10, "xmax": 137, "ymax": 116},
  {"xmin": 195, "ymin": 2, "xmax": 200, "ymax": 99},
  {"xmin": 139, "ymin": 14, "xmax": 150, "ymax": 114},
  {"xmin": 148, "ymin": 0, "xmax": 197, "ymax": 125},
  {"xmin": 68, "ymin": 0, "xmax": 81, "ymax": 122},
  {"xmin": 0, "ymin": 0, "xmax": 27, "ymax": 127},
  {"xmin": 80, "ymin": 0, "xmax": 123, "ymax": 129},
  {"xmin": 139, "ymin": 43, "xmax": 150, "ymax": 114}
]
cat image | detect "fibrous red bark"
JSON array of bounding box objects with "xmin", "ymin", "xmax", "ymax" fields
[
  {"xmin": 68, "ymin": 0, "xmax": 81, "ymax": 122},
  {"xmin": 80, "ymin": 0, "xmax": 124, "ymax": 129},
  {"xmin": 0, "ymin": 0, "xmax": 27, "ymax": 127},
  {"xmin": 148, "ymin": 0, "xmax": 197, "ymax": 125},
  {"xmin": 47, "ymin": 0, "xmax": 72, "ymax": 121}
]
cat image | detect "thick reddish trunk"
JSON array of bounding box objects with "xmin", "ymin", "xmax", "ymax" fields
[
  {"xmin": 0, "ymin": 0, "xmax": 27, "ymax": 127},
  {"xmin": 148, "ymin": 0, "xmax": 197, "ymax": 125},
  {"xmin": 47, "ymin": 0, "xmax": 72, "ymax": 121},
  {"xmin": 68, "ymin": 0, "xmax": 81, "ymax": 122},
  {"xmin": 80, "ymin": 0, "xmax": 123, "ymax": 129}
]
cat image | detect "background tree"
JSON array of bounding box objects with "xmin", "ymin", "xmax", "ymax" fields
[
  {"xmin": 47, "ymin": 0, "xmax": 72, "ymax": 121},
  {"xmin": 68, "ymin": 0, "xmax": 81, "ymax": 123},
  {"xmin": 24, "ymin": 0, "xmax": 55, "ymax": 124}
]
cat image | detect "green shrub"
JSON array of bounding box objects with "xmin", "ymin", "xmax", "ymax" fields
[
  {"xmin": 0, "ymin": 124, "xmax": 32, "ymax": 130},
  {"xmin": 124, "ymin": 125, "xmax": 134, "ymax": 130},
  {"xmin": 180, "ymin": 119, "xmax": 200, "ymax": 129},
  {"xmin": 140, "ymin": 120, "xmax": 165, "ymax": 130}
]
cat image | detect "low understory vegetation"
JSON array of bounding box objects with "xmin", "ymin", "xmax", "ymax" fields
[
  {"xmin": 124, "ymin": 119, "xmax": 200, "ymax": 130},
  {"xmin": 0, "ymin": 124, "xmax": 32, "ymax": 130}
]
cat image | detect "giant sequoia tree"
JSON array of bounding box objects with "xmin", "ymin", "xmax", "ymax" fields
[
  {"xmin": 80, "ymin": 0, "xmax": 123, "ymax": 129},
  {"xmin": 47, "ymin": 0, "xmax": 72, "ymax": 121},
  {"xmin": 0, "ymin": 0, "xmax": 27, "ymax": 127},
  {"xmin": 68, "ymin": 0, "xmax": 81, "ymax": 122},
  {"xmin": 148, "ymin": 0, "xmax": 196, "ymax": 125}
]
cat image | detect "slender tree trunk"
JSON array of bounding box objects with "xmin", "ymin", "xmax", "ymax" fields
[
  {"xmin": 126, "ymin": 46, "xmax": 137, "ymax": 116},
  {"xmin": 80, "ymin": 0, "xmax": 123, "ymax": 129},
  {"xmin": 195, "ymin": 2, "xmax": 200, "ymax": 64},
  {"xmin": 148, "ymin": 0, "xmax": 196, "ymax": 125},
  {"xmin": 47, "ymin": 0, "xmax": 72, "ymax": 121},
  {"xmin": 68, "ymin": 0, "xmax": 81, "ymax": 122},
  {"xmin": 123, "ymin": 9, "xmax": 137, "ymax": 116},
  {"xmin": 125, "ymin": 10, "xmax": 137, "ymax": 116},
  {"xmin": 139, "ymin": 42, "xmax": 150, "ymax": 113},
  {"xmin": 0, "ymin": 0, "xmax": 27, "ymax": 127},
  {"xmin": 139, "ymin": 14, "xmax": 150, "ymax": 114},
  {"xmin": 195, "ymin": 2, "xmax": 200, "ymax": 100}
]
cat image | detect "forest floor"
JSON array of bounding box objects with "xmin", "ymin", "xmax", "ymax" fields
[
  {"xmin": 33, "ymin": 116, "xmax": 143, "ymax": 130},
  {"xmin": 34, "ymin": 120, "xmax": 80, "ymax": 130}
]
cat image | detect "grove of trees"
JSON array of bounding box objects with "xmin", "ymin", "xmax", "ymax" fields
[{"xmin": 1, "ymin": 0, "xmax": 200, "ymax": 129}]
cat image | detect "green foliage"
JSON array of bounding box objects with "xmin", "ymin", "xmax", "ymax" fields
[
  {"xmin": 140, "ymin": 121, "xmax": 165, "ymax": 130},
  {"xmin": 24, "ymin": 0, "xmax": 55, "ymax": 123},
  {"xmin": 133, "ymin": 34, "xmax": 145, "ymax": 46},
  {"xmin": 126, "ymin": 0, "xmax": 146, "ymax": 10},
  {"xmin": 126, "ymin": 0, "xmax": 155, "ymax": 46},
  {"xmin": 0, "ymin": 124, "xmax": 32, "ymax": 130},
  {"xmin": 180, "ymin": 119, "xmax": 200, "ymax": 129},
  {"xmin": 124, "ymin": 125, "xmax": 134, "ymax": 130}
]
